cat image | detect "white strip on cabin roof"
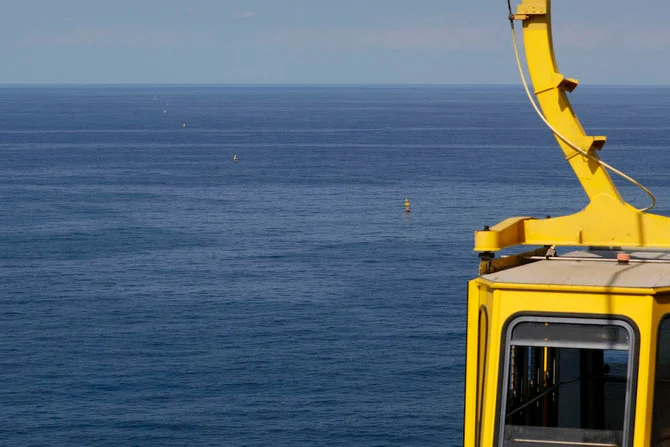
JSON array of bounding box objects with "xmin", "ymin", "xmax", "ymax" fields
[{"xmin": 481, "ymin": 250, "xmax": 670, "ymax": 289}]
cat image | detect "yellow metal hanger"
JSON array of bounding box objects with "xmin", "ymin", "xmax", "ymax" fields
[{"xmin": 475, "ymin": 0, "xmax": 670, "ymax": 252}]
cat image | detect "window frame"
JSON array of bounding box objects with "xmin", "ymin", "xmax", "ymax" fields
[
  {"xmin": 475, "ymin": 305, "xmax": 489, "ymax": 447},
  {"xmin": 651, "ymin": 313, "xmax": 670, "ymax": 445},
  {"xmin": 495, "ymin": 313, "xmax": 640, "ymax": 447}
]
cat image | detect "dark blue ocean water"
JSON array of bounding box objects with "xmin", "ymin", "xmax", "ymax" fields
[{"xmin": 2, "ymin": 85, "xmax": 670, "ymax": 446}]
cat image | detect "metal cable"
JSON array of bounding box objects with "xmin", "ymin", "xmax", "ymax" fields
[{"xmin": 508, "ymin": 10, "xmax": 656, "ymax": 211}]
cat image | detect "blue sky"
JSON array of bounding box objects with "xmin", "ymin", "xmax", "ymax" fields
[{"xmin": 2, "ymin": 0, "xmax": 669, "ymax": 84}]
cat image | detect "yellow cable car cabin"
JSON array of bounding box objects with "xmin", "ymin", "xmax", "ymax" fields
[
  {"xmin": 465, "ymin": 1, "xmax": 670, "ymax": 446},
  {"xmin": 466, "ymin": 250, "xmax": 670, "ymax": 447}
]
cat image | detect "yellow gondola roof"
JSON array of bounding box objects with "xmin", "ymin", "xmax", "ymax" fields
[{"xmin": 480, "ymin": 250, "xmax": 670, "ymax": 291}]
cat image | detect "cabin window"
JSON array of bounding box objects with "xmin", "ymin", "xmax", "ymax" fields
[
  {"xmin": 652, "ymin": 316, "xmax": 670, "ymax": 445},
  {"xmin": 498, "ymin": 316, "xmax": 637, "ymax": 447}
]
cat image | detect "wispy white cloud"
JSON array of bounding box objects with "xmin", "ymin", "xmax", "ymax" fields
[
  {"xmin": 125, "ymin": 30, "xmax": 180, "ymax": 46},
  {"xmin": 619, "ymin": 28, "xmax": 670, "ymax": 51},
  {"xmin": 360, "ymin": 26, "xmax": 499, "ymax": 50},
  {"xmin": 19, "ymin": 27, "xmax": 179, "ymax": 47},
  {"xmin": 232, "ymin": 11, "xmax": 256, "ymax": 19},
  {"xmin": 554, "ymin": 25, "xmax": 610, "ymax": 49},
  {"xmin": 265, "ymin": 25, "xmax": 501, "ymax": 51},
  {"xmin": 554, "ymin": 24, "xmax": 670, "ymax": 51}
]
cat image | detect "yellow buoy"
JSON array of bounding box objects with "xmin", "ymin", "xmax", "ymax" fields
[
  {"xmin": 404, "ymin": 198, "xmax": 410, "ymax": 212},
  {"xmin": 182, "ymin": 122, "xmax": 186, "ymax": 128},
  {"xmin": 233, "ymin": 154, "xmax": 238, "ymax": 163}
]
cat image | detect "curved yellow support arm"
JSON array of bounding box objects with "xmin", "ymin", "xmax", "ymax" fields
[
  {"xmin": 474, "ymin": 0, "xmax": 670, "ymax": 252},
  {"xmin": 515, "ymin": 0, "xmax": 621, "ymax": 202}
]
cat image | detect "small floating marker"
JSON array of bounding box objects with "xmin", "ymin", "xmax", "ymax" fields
[
  {"xmin": 233, "ymin": 154, "xmax": 238, "ymax": 163},
  {"xmin": 404, "ymin": 198, "xmax": 411, "ymax": 213},
  {"xmin": 182, "ymin": 122, "xmax": 187, "ymax": 128},
  {"xmin": 163, "ymin": 109, "xmax": 167, "ymax": 114}
]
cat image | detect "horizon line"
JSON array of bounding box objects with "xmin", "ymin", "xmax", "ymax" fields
[{"xmin": 1, "ymin": 82, "xmax": 669, "ymax": 88}]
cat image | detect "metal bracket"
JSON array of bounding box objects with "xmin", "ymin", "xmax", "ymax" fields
[{"xmin": 515, "ymin": 0, "xmax": 547, "ymax": 19}]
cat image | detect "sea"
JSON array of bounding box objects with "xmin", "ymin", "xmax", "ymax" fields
[{"xmin": 2, "ymin": 84, "xmax": 670, "ymax": 446}]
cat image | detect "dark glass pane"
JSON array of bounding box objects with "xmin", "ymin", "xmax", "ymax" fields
[
  {"xmin": 652, "ymin": 317, "xmax": 670, "ymax": 445},
  {"xmin": 501, "ymin": 320, "xmax": 633, "ymax": 447}
]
